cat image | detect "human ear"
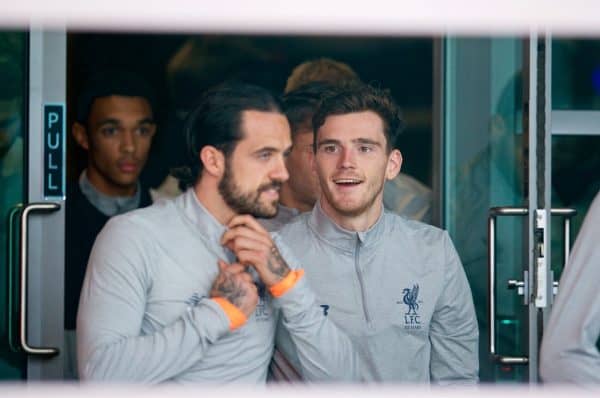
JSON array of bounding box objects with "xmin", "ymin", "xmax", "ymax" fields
[
  {"xmin": 199, "ymin": 145, "xmax": 225, "ymax": 178},
  {"xmin": 72, "ymin": 122, "xmax": 90, "ymax": 151},
  {"xmin": 386, "ymin": 149, "xmax": 402, "ymax": 180}
]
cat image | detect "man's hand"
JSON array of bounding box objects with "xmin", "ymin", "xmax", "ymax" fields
[
  {"xmin": 209, "ymin": 260, "xmax": 258, "ymax": 318},
  {"xmin": 221, "ymin": 215, "xmax": 291, "ymax": 287}
]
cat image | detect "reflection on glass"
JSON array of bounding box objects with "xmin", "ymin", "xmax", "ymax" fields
[
  {"xmin": 445, "ymin": 38, "xmax": 526, "ymax": 382},
  {"xmin": 0, "ymin": 31, "xmax": 26, "ymax": 380}
]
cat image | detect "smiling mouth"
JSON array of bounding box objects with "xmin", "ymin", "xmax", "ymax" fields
[{"xmin": 333, "ymin": 178, "xmax": 363, "ymax": 186}]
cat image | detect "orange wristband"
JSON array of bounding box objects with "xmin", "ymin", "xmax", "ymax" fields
[
  {"xmin": 269, "ymin": 269, "xmax": 305, "ymax": 298},
  {"xmin": 211, "ymin": 297, "xmax": 247, "ymax": 330}
]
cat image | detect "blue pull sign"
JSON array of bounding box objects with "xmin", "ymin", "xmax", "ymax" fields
[{"xmin": 44, "ymin": 104, "xmax": 65, "ymax": 199}]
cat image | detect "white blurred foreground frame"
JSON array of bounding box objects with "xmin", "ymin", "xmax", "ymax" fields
[
  {"xmin": 1, "ymin": 384, "xmax": 600, "ymax": 397},
  {"xmin": 1, "ymin": 0, "xmax": 600, "ymax": 35}
]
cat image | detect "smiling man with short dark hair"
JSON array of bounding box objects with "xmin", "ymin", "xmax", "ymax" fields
[{"xmin": 276, "ymin": 82, "xmax": 479, "ymax": 384}]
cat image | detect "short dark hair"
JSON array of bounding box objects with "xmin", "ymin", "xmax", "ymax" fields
[
  {"xmin": 281, "ymin": 81, "xmax": 341, "ymax": 136},
  {"xmin": 312, "ymin": 83, "xmax": 404, "ymax": 152},
  {"xmin": 178, "ymin": 81, "xmax": 282, "ymax": 185},
  {"xmin": 76, "ymin": 70, "xmax": 156, "ymax": 124}
]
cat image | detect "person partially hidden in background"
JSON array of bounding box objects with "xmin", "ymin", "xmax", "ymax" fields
[
  {"xmin": 260, "ymin": 81, "xmax": 339, "ymax": 232},
  {"xmin": 64, "ymin": 71, "xmax": 157, "ymax": 379}
]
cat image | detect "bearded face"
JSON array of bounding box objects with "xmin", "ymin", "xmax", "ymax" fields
[
  {"xmin": 217, "ymin": 110, "xmax": 292, "ymax": 218},
  {"xmin": 219, "ymin": 158, "xmax": 283, "ymax": 218}
]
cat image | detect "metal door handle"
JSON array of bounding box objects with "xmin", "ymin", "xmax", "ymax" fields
[
  {"xmin": 551, "ymin": 208, "xmax": 577, "ymax": 272},
  {"xmin": 551, "ymin": 208, "xmax": 576, "ymax": 296},
  {"xmin": 488, "ymin": 207, "xmax": 529, "ymax": 365},
  {"xmin": 488, "ymin": 206, "xmax": 577, "ymax": 365},
  {"xmin": 19, "ymin": 202, "xmax": 60, "ymax": 356}
]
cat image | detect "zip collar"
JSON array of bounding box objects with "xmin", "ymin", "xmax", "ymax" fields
[
  {"xmin": 177, "ymin": 188, "xmax": 236, "ymax": 263},
  {"xmin": 308, "ymin": 201, "xmax": 386, "ymax": 252}
]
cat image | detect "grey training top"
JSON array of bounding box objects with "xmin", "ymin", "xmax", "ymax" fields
[
  {"xmin": 77, "ymin": 189, "xmax": 357, "ymax": 383},
  {"xmin": 276, "ymin": 202, "xmax": 479, "ymax": 383},
  {"xmin": 540, "ymin": 190, "xmax": 600, "ymax": 384},
  {"xmin": 259, "ymin": 204, "xmax": 299, "ymax": 232}
]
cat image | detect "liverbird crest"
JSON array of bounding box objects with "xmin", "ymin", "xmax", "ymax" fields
[{"xmin": 402, "ymin": 284, "xmax": 420, "ymax": 316}]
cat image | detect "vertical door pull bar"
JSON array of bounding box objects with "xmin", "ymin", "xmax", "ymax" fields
[
  {"xmin": 550, "ymin": 208, "xmax": 576, "ymax": 296},
  {"xmin": 19, "ymin": 202, "xmax": 60, "ymax": 356},
  {"xmin": 488, "ymin": 206, "xmax": 529, "ymax": 365},
  {"xmin": 488, "ymin": 206, "xmax": 577, "ymax": 364}
]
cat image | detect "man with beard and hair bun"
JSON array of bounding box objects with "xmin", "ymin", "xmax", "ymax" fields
[
  {"xmin": 77, "ymin": 82, "xmax": 357, "ymax": 383},
  {"xmin": 276, "ymin": 83, "xmax": 479, "ymax": 383}
]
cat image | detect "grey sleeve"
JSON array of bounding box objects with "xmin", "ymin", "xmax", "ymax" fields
[
  {"xmin": 77, "ymin": 217, "xmax": 230, "ymax": 382},
  {"xmin": 540, "ymin": 192, "xmax": 600, "ymax": 384},
  {"xmin": 271, "ymin": 319, "xmax": 303, "ymax": 381},
  {"xmin": 429, "ymin": 232, "xmax": 479, "ymax": 385},
  {"xmin": 271, "ymin": 235, "xmax": 360, "ymax": 382}
]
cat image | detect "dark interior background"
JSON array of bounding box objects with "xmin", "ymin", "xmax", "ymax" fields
[{"xmin": 67, "ymin": 33, "xmax": 434, "ymax": 192}]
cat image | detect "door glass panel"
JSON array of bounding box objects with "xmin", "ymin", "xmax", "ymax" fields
[
  {"xmin": 550, "ymin": 37, "xmax": 600, "ymax": 354},
  {"xmin": 550, "ymin": 39, "xmax": 600, "ymax": 281},
  {"xmin": 444, "ymin": 37, "xmax": 526, "ymax": 382},
  {"xmin": 552, "ymin": 39, "xmax": 600, "ymax": 110},
  {"xmin": 551, "ymin": 135, "xmax": 600, "ymax": 281},
  {"xmin": 0, "ymin": 31, "xmax": 27, "ymax": 380}
]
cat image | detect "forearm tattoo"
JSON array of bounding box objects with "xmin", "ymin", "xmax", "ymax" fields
[
  {"xmin": 268, "ymin": 246, "xmax": 291, "ymax": 279},
  {"xmin": 212, "ymin": 273, "xmax": 247, "ymax": 308}
]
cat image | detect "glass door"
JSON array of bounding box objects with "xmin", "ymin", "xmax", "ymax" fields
[
  {"xmin": 0, "ymin": 29, "xmax": 67, "ymax": 380},
  {"xmin": 550, "ymin": 39, "xmax": 600, "ymax": 284},
  {"xmin": 442, "ymin": 35, "xmax": 600, "ymax": 384},
  {"xmin": 443, "ymin": 37, "xmax": 528, "ymax": 382},
  {"xmin": 547, "ymin": 38, "xmax": 600, "ymax": 357},
  {"xmin": 442, "ymin": 36, "xmax": 560, "ymax": 383},
  {"xmin": 1, "ymin": 30, "xmax": 28, "ymax": 381}
]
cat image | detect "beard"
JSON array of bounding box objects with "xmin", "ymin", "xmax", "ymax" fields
[{"xmin": 218, "ymin": 163, "xmax": 283, "ymax": 218}]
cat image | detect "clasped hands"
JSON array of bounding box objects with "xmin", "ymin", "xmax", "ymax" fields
[{"xmin": 209, "ymin": 215, "xmax": 291, "ymax": 317}]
